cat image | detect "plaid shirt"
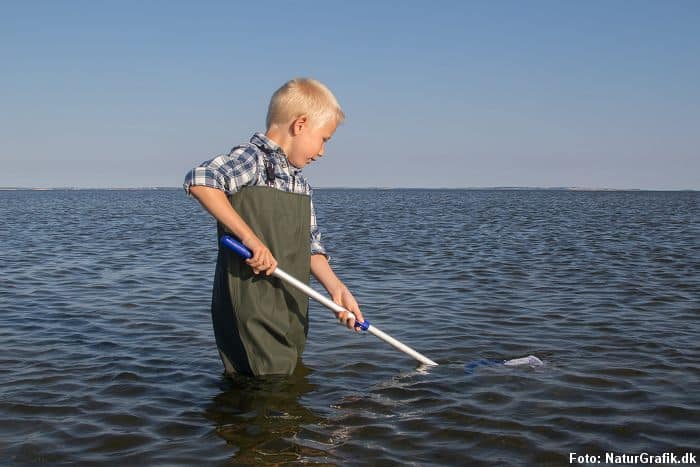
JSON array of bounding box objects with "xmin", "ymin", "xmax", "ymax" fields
[{"xmin": 184, "ymin": 133, "xmax": 327, "ymax": 257}]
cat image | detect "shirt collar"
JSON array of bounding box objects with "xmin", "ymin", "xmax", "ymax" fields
[
  {"xmin": 251, "ymin": 132, "xmax": 283, "ymax": 154},
  {"xmin": 250, "ymin": 132, "xmax": 303, "ymax": 175}
]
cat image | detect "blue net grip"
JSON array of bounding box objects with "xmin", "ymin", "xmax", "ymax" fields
[
  {"xmin": 220, "ymin": 235, "xmax": 253, "ymax": 260},
  {"xmin": 354, "ymin": 319, "xmax": 370, "ymax": 331}
]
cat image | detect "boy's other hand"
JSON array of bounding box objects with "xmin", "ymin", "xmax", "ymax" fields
[
  {"xmin": 243, "ymin": 237, "xmax": 278, "ymax": 276},
  {"xmin": 331, "ymin": 286, "xmax": 365, "ymax": 332}
]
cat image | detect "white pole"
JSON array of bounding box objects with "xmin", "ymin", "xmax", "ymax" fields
[
  {"xmin": 273, "ymin": 268, "xmax": 438, "ymax": 366},
  {"xmin": 220, "ymin": 235, "xmax": 438, "ymax": 367}
]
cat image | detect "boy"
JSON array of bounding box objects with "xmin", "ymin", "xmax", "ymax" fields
[{"xmin": 184, "ymin": 78, "xmax": 365, "ymax": 376}]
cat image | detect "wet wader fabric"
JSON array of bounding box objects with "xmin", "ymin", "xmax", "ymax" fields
[{"xmin": 212, "ymin": 186, "xmax": 311, "ymax": 376}]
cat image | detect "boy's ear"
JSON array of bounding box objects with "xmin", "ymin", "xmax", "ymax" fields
[{"xmin": 292, "ymin": 116, "xmax": 308, "ymax": 135}]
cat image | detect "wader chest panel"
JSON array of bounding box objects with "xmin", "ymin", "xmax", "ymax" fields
[{"xmin": 212, "ymin": 186, "xmax": 311, "ymax": 376}]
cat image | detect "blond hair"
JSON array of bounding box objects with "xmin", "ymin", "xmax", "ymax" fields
[{"xmin": 266, "ymin": 78, "xmax": 345, "ymax": 130}]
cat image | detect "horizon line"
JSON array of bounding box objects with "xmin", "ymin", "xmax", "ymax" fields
[{"xmin": 0, "ymin": 186, "xmax": 697, "ymax": 192}]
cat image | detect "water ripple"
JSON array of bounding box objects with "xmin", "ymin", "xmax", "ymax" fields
[{"xmin": 1, "ymin": 189, "xmax": 698, "ymax": 465}]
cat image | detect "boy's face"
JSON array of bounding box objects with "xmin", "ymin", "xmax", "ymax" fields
[{"xmin": 287, "ymin": 117, "xmax": 337, "ymax": 169}]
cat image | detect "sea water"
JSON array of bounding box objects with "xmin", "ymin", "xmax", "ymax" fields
[{"xmin": 1, "ymin": 188, "xmax": 698, "ymax": 465}]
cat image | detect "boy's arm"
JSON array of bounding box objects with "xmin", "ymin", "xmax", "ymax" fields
[
  {"xmin": 310, "ymin": 254, "xmax": 365, "ymax": 332},
  {"xmin": 189, "ymin": 185, "xmax": 277, "ymax": 275}
]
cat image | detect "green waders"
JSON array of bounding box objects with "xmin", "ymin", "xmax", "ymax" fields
[{"xmin": 212, "ymin": 186, "xmax": 311, "ymax": 376}]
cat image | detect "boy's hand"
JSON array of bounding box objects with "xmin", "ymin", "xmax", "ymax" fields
[
  {"xmin": 243, "ymin": 236, "xmax": 278, "ymax": 276},
  {"xmin": 330, "ymin": 286, "xmax": 365, "ymax": 332}
]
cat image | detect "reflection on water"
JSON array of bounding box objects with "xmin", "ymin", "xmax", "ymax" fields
[{"xmin": 203, "ymin": 363, "xmax": 334, "ymax": 465}]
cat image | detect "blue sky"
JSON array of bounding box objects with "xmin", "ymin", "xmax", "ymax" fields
[{"xmin": 2, "ymin": 0, "xmax": 698, "ymax": 189}]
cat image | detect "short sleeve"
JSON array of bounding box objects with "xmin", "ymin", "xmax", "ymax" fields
[
  {"xmin": 183, "ymin": 145, "xmax": 259, "ymax": 195},
  {"xmin": 309, "ymin": 196, "xmax": 329, "ymax": 258}
]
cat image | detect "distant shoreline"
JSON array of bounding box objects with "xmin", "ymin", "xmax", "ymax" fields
[{"xmin": 0, "ymin": 186, "xmax": 696, "ymax": 192}]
